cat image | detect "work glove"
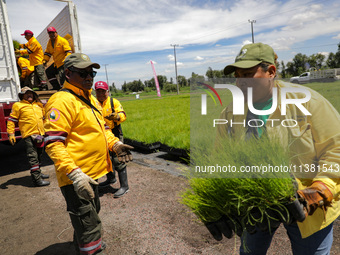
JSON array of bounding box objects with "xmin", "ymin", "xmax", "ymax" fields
[
  {"xmin": 297, "ymin": 181, "xmax": 333, "ymax": 216},
  {"xmin": 205, "ymin": 215, "xmax": 241, "ymax": 241},
  {"xmin": 19, "ymin": 44, "xmax": 24, "ymax": 48},
  {"xmin": 67, "ymin": 168, "xmax": 98, "ymax": 200},
  {"xmin": 32, "ymin": 134, "xmax": 44, "ymax": 144},
  {"xmin": 112, "ymin": 141, "xmax": 134, "ymax": 163},
  {"xmin": 8, "ymin": 134, "xmax": 16, "ymax": 146},
  {"xmin": 105, "ymin": 112, "xmax": 120, "ymax": 121}
]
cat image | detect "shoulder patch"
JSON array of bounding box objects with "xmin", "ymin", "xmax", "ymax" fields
[{"xmin": 49, "ymin": 108, "xmax": 61, "ymax": 122}]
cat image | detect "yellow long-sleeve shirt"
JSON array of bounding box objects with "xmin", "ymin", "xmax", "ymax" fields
[
  {"xmin": 44, "ymin": 35, "xmax": 72, "ymax": 68},
  {"xmin": 100, "ymin": 96, "xmax": 126, "ymax": 129},
  {"xmin": 17, "ymin": 57, "xmax": 34, "ymax": 79},
  {"xmin": 19, "ymin": 37, "xmax": 44, "ymax": 66},
  {"xmin": 44, "ymin": 81, "xmax": 119, "ymax": 187},
  {"xmin": 7, "ymin": 100, "xmax": 45, "ymax": 138}
]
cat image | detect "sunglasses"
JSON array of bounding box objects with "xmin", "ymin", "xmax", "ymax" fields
[{"xmin": 69, "ymin": 67, "xmax": 97, "ymax": 78}]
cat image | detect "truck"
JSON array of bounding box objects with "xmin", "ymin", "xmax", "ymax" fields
[
  {"xmin": 290, "ymin": 68, "xmax": 340, "ymax": 84},
  {"xmin": 0, "ymin": 0, "xmax": 81, "ymax": 142}
]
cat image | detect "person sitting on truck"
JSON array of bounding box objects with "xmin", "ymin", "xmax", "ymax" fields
[
  {"xmin": 44, "ymin": 53, "xmax": 134, "ymax": 254},
  {"xmin": 6, "ymin": 87, "xmax": 50, "ymax": 187},
  {"xmin": 15, "ymin": 30, "xmax": 48, "ymax": 91},
  {"xmin": 95, "ymin": 81, "xmax": 129, "ymax": 198},
  {"xmin": 43, "ymin": 27, "xmax": 72, "ymax": 90},
  {"xmin": 15, "ymin": 54, "xmax": 34, "ymax": 89}
]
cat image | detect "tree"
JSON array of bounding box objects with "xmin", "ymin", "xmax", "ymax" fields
[
  {"xmin": 326, "ymin": 43, "xmax": 340, "ymax": 68},
  {"xmin": 111, "ymin": 82, "xmax": 117, "ymax": 93},
  {"xmin": 308, "ymin": 53, "xmax": 325, "ymax": 70},
  {"xmin": 177, "ymin": 75, "xmax": 188, "ymax": 87},
  {"xmin": 280, "ymin": 60, "xmax": 286, "ymax": 79}
]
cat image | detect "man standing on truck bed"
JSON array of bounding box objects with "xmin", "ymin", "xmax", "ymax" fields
[
  {"xmin": 44, "ymin": 53, "xmax": 133, "ymax": 254},
  {"xmin": 95, "ymin": 81, "xmax": 130, "ymax": 198},
  {"xmin": 43, "ymin": 27, "xmax": 72, "ymax": 90},
  {"xmin": 16, "ymin": 30, "xmax": 48, "ymax": 91},
  {"xmin": 6, "ymin": 87, "xmax": 50, "ymax": 187}
]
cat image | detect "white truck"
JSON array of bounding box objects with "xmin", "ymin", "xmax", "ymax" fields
[
  {"xmin": 290, "ymin": 68, "xmax": 340, "ymax": 84},
  {"xmin": 0, "ymin": 0, "xmax": 81, "ymax": 143}
]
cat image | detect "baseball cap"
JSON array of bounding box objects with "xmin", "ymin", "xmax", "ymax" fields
[
  {"xmin": 95, "ymin": 81, "xmax": 109, "ymax": 90},
  {"xmin": 47, "ymin": 27, "xmax": 57, "ymax": 33},
  {"xmin": 21, "ymin": 30, "xmax": 33, "ymax": 36},
  {"xmin": 224, "ymin": 43, "xmax": 276, "ymax": 75},
  {"xmin": 64, "ymin": 53, "xmax": 100, "ymax": 69}
]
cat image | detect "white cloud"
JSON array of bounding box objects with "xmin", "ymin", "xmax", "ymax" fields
[
  {"xmin": 333, "ymin": 34, "xmax": 340, "ymax": 39},
  {"xmin": 167, "ymin": 55, "xmax": 175, "ymax": 61},
  {"xmin": 6, "ymin": 0, "xmax": 340, "ymax": 86}
]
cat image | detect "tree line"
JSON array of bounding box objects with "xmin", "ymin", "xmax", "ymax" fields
[{"xmin": 119, "ymin": 43, "xmax": 340, "ymax": 93}]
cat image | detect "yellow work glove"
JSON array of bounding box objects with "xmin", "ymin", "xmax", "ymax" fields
[
  {"xmin": 8, "ymin": 134, "xmax": 16, "ymax": 146},
  {"xmin": 67, "ymin": 168, "xmax": 98, "ymax": 200},
  {"xmin": 112, "ymin": 141, "xmax": 134, "ymax": 163},
  {"xmin": 105, "ymin": 112, "xmax": 120, "ymax": 121}
]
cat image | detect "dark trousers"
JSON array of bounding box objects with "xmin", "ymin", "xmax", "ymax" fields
[
  {"xmin": 24, "ymin": 136, "xmax": 43, "ymax": 169},
  {"xmin": 61, "ymin": 183, "xmax": 104, "ymax": 255},
  {"xmin": 46, "ymin": 64, "xmax": 65, "ymax": 90}
]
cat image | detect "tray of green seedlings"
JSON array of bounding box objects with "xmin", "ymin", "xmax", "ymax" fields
[{"xmin": 181, "ymin": 135, "xmax": 305, "ymax": 236}]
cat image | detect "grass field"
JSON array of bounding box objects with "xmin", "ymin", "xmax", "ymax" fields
[{"xmin": 117, "ymin": 80, "xmax": 340, "ymax": 151}]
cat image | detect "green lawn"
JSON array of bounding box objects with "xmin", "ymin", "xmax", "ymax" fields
[{"xmin": 117, "ymin": 80, "xmax": 340, "ymax": 151}]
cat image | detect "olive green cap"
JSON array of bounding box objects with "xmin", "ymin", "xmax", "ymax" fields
[
  {"xmin": 64, "ymin": 53, "xmax": 100, "ymax": 69},
  {"xmin": 224, "ymin": 43, "xmax": 275, "ymax": 75}
]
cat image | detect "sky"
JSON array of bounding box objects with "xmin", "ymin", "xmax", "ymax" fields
[{"xmin": 6, "ymin": 0, "xmax": 340, "ymax": 89}]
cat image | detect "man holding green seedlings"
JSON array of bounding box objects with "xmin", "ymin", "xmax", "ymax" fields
[{"xmin": 213, "ymin": 43, "xmax": 340, "ymax": 254}]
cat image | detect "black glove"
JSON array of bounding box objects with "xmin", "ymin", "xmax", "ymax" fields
[{"xmin": 205, "ymin": 215, "xmax": 240, "ymax": 241}]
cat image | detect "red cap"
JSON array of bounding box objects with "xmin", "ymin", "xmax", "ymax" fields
[
  {"xmin": 21, "ymin": 30, "xmax": 33, "ymax": 36},
  {"xmin": 47, "ymin": 27, "xmax": 57, "ymax": 33},
  {"xmin": 95, "ymin": 81, "xmax": 109, "ymax": 90}
]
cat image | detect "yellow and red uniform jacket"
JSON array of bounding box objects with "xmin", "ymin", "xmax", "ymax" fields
[
  {"xmin": 17, "ymin": 57, "xmax": 34, "ymax": 79},
  {"xmin": 100, "ymin": 96, "xmax": 126, "ymax": 129},
  {"xmin": 43, "ymin": 35, "xmax": 72, "ymax": 68},
  {"xmin": 44, "ymin": 81, "xmax": 119, "ymax": 187},
  {"xmin": 217, "ymin": 80, "xmax": 340, "ymax": 238},
  {"xmin": 7, "ymin": 100, "xmax": 45, "ymax": 138},
  {"xmin": 19, "ymin": 37, "xmax": 44, "ymax": 66}
]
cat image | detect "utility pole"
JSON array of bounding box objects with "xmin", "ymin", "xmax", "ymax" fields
[
  {"xmin": 104, "ymin": 64, "xmax": 109, "ymax": 86},
  {"xmin": 170, "ymin": 44, "xmax": 179, "ymax": 95},
  {"xmin": 248, "ymin": 20, "xmax": 256, "ymax": 43}
]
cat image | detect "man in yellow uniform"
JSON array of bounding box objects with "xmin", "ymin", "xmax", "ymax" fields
[
  {"xmin": 43, "ymin": 27, "xmax": 72, "ymax": 90},
  {"xmin": 16, "ymin": 30, "xmax": 47, "ymax": 91},
  {"xmin": 95, "ymin": 81, "xmax": 129, "ymax": 198},
  {"xmin": 7, "ymin": 87, "xmax": 50, "ymax": 187},
  {"xmin": 15, "ymin": 55, "xmax": 34, "ymax": 88},
  {"xmin": 44, "ymin": 53, "xmax": 133, "ymax": 254},
  {"xmin": 208, "ymin": 43, "xmax": 340, "ymax": 254}
]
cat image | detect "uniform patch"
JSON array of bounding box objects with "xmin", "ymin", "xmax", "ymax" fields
[{"xmin": 49, "ymin": 108, "xmax": 60, "ymax": 122}]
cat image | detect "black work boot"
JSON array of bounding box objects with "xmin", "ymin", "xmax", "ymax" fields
[
  {"xmin": 99, "ymin": 171, "xmax": 116, "ymax": 187},
  {"xmin": 31, "ymin": 170, "xmax": 50, "ymax": 187},
  {"xmin": 114, "ymin": 168, "xmax": 129, "ymax": 198},
  {"xmin": 41, "ymin": 173, "xmax": 49, "ymax": 179}
]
